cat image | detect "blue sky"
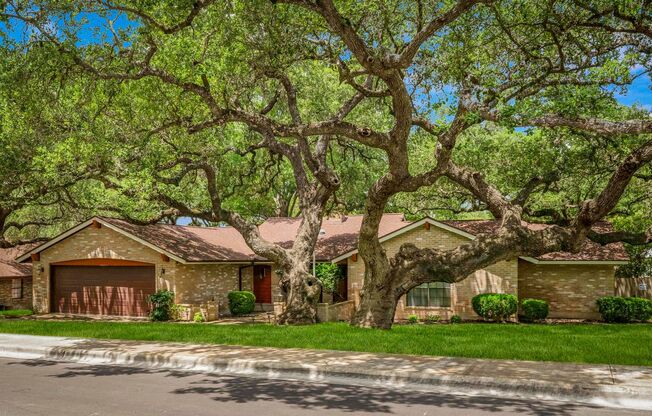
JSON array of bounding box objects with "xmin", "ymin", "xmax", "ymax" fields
[{"xmin": 614, "ymin": 74, "xmax": 652, "ymax": 112}]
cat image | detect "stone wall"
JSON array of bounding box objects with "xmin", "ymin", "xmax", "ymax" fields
[
  {"xmin": 346, "ymin": 224, "xmax": 518, "ymax": 321},
  {"xmin": 518, "ymin": 260, "xmax": 616, "ymax": 319},
  {"xmin": 0, "ymin": 277, "xmax": 32, "ymax": 310},
  {"xmin": 316, "ymin": 300, "xmax": 355, "ymax": 322}
]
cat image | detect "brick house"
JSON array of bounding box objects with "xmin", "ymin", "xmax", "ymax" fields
[
  {"xmin": 13, "ymin": 215, "xmax": 628, "ymax": 320},
  {"xmin": 0, "ymin": 245, "xmax": 35, "ymax": 311}
]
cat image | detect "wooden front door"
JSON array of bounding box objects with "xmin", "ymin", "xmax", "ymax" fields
[
  {"xmin": 51, "ymin": 265, "xmax": 155, "ymax": 316},
  {"xmin": 253, "ymin": 265, "xmax": 272, "ymax": 303}
]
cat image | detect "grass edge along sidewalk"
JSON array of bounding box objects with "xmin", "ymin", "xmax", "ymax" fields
[
  {"xmin": 0, "ymin": 320, "xmax": 650, "ymax": 366},
  {"xmin": 1, "ymin": 333, "xmax": 652, "ymax": 412}
]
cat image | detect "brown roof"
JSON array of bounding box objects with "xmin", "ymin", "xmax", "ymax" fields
[
  {"xmin": 440, "ymin": 220, "xmax": 629, "ymax": 262},
  {"xmin": 0, "ymin": 244, "xmax": 35, "ymax": 278},
  {"xmin": 100, "ymin": 214, "xmax": 409, "ymax": 262},
  {"xmin": 21, "ymin": 215, "xmax": 628, "ymax": 264}
]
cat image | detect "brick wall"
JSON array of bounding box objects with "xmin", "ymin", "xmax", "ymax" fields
[
  {"xmin": 346, "ymin": 224, "xmax": 518, "ymax": 321},
  {"xmin": 0, "ymin": 277, "xmax": 32, "ymax": 310},
  {"xmin": 33, "ymin": 225, "xmax": 178, "ymax": 314},
  {"xmin": 518, "ymin": 260, "xmax": 615, "ymax": 319},
  {"xmin": 32, "ymin": 224, "xmax": 278, "ymax": 317}
]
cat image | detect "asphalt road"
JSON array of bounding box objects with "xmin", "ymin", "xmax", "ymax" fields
[{"xmin": 0, "ymin": 357, "xmax": 645, "ymax": 416}]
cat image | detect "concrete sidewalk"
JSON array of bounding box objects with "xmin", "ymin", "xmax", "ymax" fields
[{"xmin": 0, "ymin": 334, "xmax": 650, "ymax": 411}]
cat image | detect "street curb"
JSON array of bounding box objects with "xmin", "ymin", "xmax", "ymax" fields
[{"xmin": 0, "ymin": 342, "xmax": 650, "ymax": 411}]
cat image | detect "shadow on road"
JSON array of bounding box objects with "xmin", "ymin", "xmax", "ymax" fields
[{"xmin": 8, "ymin": 359, "xmax": 602, "ymax": 415}]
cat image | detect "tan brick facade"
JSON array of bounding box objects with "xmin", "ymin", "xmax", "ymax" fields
[
  {"xmin": 31, "ymin": 225, "xmax": 273, "ymax": 317},
  {"xmin": 0, "ymin": 277, "xmax": 32, "ymax": 310},
  {"xmin": 347, "ymin": 224, "xmax": 519, "ymax": 321},
  {"xmin": 518, "ymin": 260, "xmax": 615, "ymax": 319},
  {"xmin": 28, "ymin": 219, "xmax": 618, "ymax": 321}
]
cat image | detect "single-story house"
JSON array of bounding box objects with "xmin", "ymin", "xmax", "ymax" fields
[{"xmin": 14, "ymin": 215, "xmax": 628, "ymax": 320}]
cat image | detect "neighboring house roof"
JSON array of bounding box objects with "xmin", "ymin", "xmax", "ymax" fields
[
  {"xmin": 17, "ymin": 215, "xmax": 629, "ymax": 265},
  {"xmin": 0, "ymin": 244, "xmax": 36, "ymax": 278}
]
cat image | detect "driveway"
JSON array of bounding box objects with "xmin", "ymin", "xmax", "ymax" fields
[{"xmin": 0, "ymin": 357, "xmax": 645, "ymax": 416}]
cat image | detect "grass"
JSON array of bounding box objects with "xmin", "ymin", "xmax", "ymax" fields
[
  {"xmin": 0, "ymin": 309, "xmax": 33, "ymax": 317},
  {"xmin": 0, "ymin": 320, "xmax": 650, "ymax": 366}
]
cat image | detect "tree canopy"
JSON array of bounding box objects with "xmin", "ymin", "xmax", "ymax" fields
[{"xmin": 1, "ymin": 0, "xmax": 650, "ymax": 326}]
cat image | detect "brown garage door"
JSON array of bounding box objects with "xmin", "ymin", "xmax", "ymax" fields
[{"xmin": 51, "ymin": 265, "xmax": 155, "ymax": 316}]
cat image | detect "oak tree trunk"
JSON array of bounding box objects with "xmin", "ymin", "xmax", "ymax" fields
[
  {"xmin": 351, "ymin": 279, "xmax": 399, "ymax": 329},
  {"xmin": 277, "ymin": 261, "xmax": 321, "ymax": 324}
]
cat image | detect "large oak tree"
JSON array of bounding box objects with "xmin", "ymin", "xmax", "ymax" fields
[{"xmin": 3, "ymin": 1, "xmax": 651, "ymax": 327}]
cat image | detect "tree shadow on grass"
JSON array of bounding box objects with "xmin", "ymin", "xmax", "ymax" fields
[{"xmin": 7, "ymin": 359, "xmax": 607, "ymax": 416}]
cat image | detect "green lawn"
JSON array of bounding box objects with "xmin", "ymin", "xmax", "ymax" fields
[
  {"xmin": 0, "ymin": 320, "xmax": 650, "ymax": 366},
  {"xmin": 0, "ymin": 309, "xmax": 33, "ymax": 317}
]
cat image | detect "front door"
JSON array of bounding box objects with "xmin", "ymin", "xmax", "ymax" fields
[{"xmin": 253, "ymin": 265, "xmax": 272, "ymax": 303}]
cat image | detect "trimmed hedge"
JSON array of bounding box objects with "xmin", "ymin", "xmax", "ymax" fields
[
  {"xmin": 597, "ymin": 296, "xmax": 652, "ymax": 323},
  {"xmin": 228, "ymin": 291, "xmax": 256, "ymax": 315},
  {"xmin": 472, "ymin": 293, "xmax": 518, "ymax": 322},
  {"xmin": 520, "ymin": 299, "xmax": 549, "ymax": 322}
]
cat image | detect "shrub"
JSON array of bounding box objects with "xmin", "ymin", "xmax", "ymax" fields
[
  {"xmin": 472, "ymin": 293, "xmax": 518, "ymax": 322},
  {"xmin": 425, "ymin": 314, "xmax": 440, "ymax": 324},
  {"xmin": 521, "ymin": 299, "xmax": 549, "ymax": 322},
  {"xmin": 228, "ymin": 291, "xmax": 256, "ymax": 315},
  {"xmin": 170, "ymin": 304, "xmax": 187, "ymax": 321},
  {"xmin": 407, "ymin": 314, "xmax": 419, "ymax": 324},
  {"xmin": 628, "ymin": 297, "xmax": 652, "ymax": 322},
  {"xmin": 450, "ymin": 314, "xmax": 462, "ymax": 324},
  {"xmin": 597, "ymin": 296, "xmax": 652, "ymax": 323},
  {"xmin": 315, "ymin": 262, "xmax": 344, "ymax": 294},
  {"xmin": 147, "ymin": 290, "xmax": 175, "ymax": 321},
  {"xmin": 193, "ymin": 311, "xmax": 205, "ymax": 323}
]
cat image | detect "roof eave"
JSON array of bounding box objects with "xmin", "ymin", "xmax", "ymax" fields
[
  {"xmin": 16, "ymin": 217, "xmax": 189, "ymax": 264},
  {"xmin": 519, "ymin": 256, "xmax": 629, "ymax": 265}
]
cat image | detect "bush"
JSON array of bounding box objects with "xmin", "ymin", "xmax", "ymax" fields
[
  {"xmin": 521, "ymin": 299, "xmax": 549, "ymax": 322},
  {"xmin": 597, "ymin": 296, "xmax": 652, "ymax": 323},
  {"xmin": 193, "ymin": 311, "xmax": 205, "ymax": 323},
  {"xmin": 170, "ymin": 304, "xmax": 187, "ymax": 321},
  {"xmin": 472, "ymin": 293, "xmax": 518, "ymax": 322},
  {"xmin": 407, "ymin": 314, "xmax": 419, "ymax": 324},
  {"xmin": 628, "ymin": 297, "xmax": 652, "ymax": 322},
  {"xmin": 147, "ymin": 290, "xmax": 175, "ymax": 321},
  {"xmin": 450, "ymin": 314, "xmax": 462, "ymax": 324},
  {"xmin": 228, "ymin": 291, "xmax": 256, "ymax": 315},
  {"xmin": 425, "ymin": 314, "xmax": 440, "ymax": 324}
]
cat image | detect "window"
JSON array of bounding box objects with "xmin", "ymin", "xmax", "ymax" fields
[
  {"xmin": 11, "ymin": 278, "xmax": 22, "ymax": 299},
  {"xmin": 407, "ymin": 282, "xmax": 451, "ymax": 307}
]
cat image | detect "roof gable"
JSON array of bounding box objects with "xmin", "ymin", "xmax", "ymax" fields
[{"xmin": 332, "ymin": 217, "xmax": 629, "ymax": 264}]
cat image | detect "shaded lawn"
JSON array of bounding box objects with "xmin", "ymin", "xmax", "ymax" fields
[
  {"xmin": 0, "ymin": 309, "xmax": 33, "ymax": 317},
  {"xmin": 0, "ymin": 320, "xmax": 650, "ymax": 366}
]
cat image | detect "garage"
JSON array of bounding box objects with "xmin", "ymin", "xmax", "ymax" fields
[{"xmin": 51, "ymin": 262, "xmax": 155, "ymax": 317}]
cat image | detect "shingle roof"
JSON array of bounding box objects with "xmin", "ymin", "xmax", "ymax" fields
[
  {"xmin": 0, "ymin": 244, "xmax": 35, "ymax": 278},
  {"xmin": 99, "ymin": 214, "xmax": 409, "ymax": 262},
  {"xmin": 20, "ymin": 215, "xmax": 629, "ymax": 264},
  {"xmin": 439, "ymin": 220, "xmax": 629, "ymax": 262}
]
